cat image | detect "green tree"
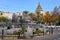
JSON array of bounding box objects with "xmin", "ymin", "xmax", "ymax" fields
[
  {"xmin": 19, "ymin": 17, "xmax": 26, "ymax": 34},
  {"xmin": 23, "ymin": 11, "xmax": 29, "ymax": 14},
  {"xmin": 18, "ymin": 25, "xmax": 26, "ymax": 34},
  {"xmin": 23, "ymin": 11, "xmax": 29, "ymax": 17},
  {"xmin": 0, "ymin": 17, "xmax": 9, "ymax": 22},
  {"xmin": 56, "ymin": 20, "xmax": 60, "ymax": 25},
  {"xmin": 29, "ymin": 13, "xmax": 34, "ymax": 17},
  {"xmin": 21, "ymin": 25, "xmax": 26, "ymax": 34},
  {"xmin": 29, "ymin": 13, "xmax": 34, "ymax": 19},
  {"xmin": 18, "ymin": 16, "xmax": 26, "ymax": 38},
  {"xmin": 29, "ymin": 13, "xmax": 37, "ymax": 21},
  {"xmin": 35, "ymin": 28, "xmax": 41, "ymax": 35}
]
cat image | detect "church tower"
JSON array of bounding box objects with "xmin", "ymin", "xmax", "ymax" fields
[
  {"xmin": 35, "ymin": 2, "xmax": 44, "ymax": 22},
  {"xmin": 36, "ymin": 3, "xmax": 43, "ymax": 13},
  {"xmin": 36, "ymin": 2, "xmax": 44, "ymax": 15}
]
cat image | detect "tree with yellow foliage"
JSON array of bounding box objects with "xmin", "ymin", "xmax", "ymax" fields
[
  {"xmin": 43, "ymin": 11, "xmax": 51, "ymax": 23},
  {"xmin": 0, "ymin": 17, "xmax": 9, "ymax": 22},
  {"xmin": 52, "ymin": 13, "xmax": 59, "ymax": 22}
]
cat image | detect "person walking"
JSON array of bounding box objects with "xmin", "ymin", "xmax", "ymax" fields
[{"xmin": 51, "ymin": 27, "xmax": 53, "ymax": 34}]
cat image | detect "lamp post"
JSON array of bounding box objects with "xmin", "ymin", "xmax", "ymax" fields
[{"xmin": 2, "ymin": 27, "xmax": 4, "ymax": 40}]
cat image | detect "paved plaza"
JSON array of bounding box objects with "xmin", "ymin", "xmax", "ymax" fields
[{"xmin": 0, "ymin": 28, "xmax": 60, "ymax": 40}]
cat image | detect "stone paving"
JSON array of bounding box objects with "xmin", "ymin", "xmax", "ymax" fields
[
  {"xmin": 0, "ymin": 35, "xmax": 49, "ymax": 40},
  {"xmin": 0, "ymin": 28, "xmax": 60, "ymax": 40}
]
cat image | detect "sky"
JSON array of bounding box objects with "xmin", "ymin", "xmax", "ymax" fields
[{"xmin": 0, "ymin": 0, "xmax": 60, "ymax": 13}]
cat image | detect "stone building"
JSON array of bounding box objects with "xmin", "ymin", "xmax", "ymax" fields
[
  {"xmin": 12, "ymin": 12, "xmax": 21, "ymax": 23},
  {"xmin": 22, "ymin": 11, "xmax": 32, "ymax": 23},
  {"xmin": 2, "ymin": 12, "xmax": 13, "ymax": 20},
  {"xmin": 35, "ymin": 3, "xmax": 45, "ymax": 22}
]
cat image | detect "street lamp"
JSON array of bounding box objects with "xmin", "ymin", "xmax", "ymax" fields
[{"xmin": 2, "ymin": 27, "xmax": 4, "ymax": 40}]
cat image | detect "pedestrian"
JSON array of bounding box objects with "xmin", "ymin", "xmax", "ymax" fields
[
  {"xmin": 17, "ymin": 30, "xmax": 20, "ymax": 39},
  {"xmin": 49, "ymin": 28, "xmax": 50, "ymax": 35},
  {"xmin": 51, "ymin": 27, "xmax": 53, "ymax": 34}
]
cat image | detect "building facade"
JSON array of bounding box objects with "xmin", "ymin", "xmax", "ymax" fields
[
  {"xmin": 35, "ymin": 3, "xmax": 45, "ymax": 22},
  {"xmin": 2, "ymin": 12, "xmax": 13, "ymax": 20}
]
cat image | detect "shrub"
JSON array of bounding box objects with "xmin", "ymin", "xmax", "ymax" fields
[{"xmin": 13, "ymin": 32, "xmax": 19, "ymax": 35}]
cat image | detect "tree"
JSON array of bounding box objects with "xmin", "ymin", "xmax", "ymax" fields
[
  {"xmin": 32, "ymin": 16, "xmax": 37, "ymax": 21},
  {"xmin": 52, "ymin": 13, "xmax": 59, "ymax": 22},
  {"xmin": 0, "ymin": 17, "xmax": 9, "ymax": 22},
  {"xmin": 18, "ymin": 16, "xmax": 23, "ymax": 38},
  {"xmin": 19, "ymin": 16, "xmax": 23, "ymax": 27},
  {"xmin": 18, "ymin": 16, "xmax": 26, "ymax": 38},
  {"xmin": 29, "ymin": 13, "xmax": 36, "ymax": 20},
  {"xmin": 36, "ymin": 12, "xmax": 42, "ymax": 24},
  {"xmin": 29, "ymin": 13, "xmax": 34, "ymax": 18},
  {"xmin": 43, "ymin": 11, "xmax": 51, "ymax": 23},
  {"xmin": 56, "ymin": 20, "xmax": 60, "ymax": 25},
  {"xmin": 36, "ymin": 12, "xmax": 40, "ymax": 20},
  {"xmin": 23, "ymin": 11, "xmax": 29, "ymax": 17},
  {"xmin": 23, "ymin": 11, "xmax": 28, "ymax": 14},
  {"xmin": 21, "ymin": 25, "xmax": 26, "ymax": 34},
  {"xmin": 51, "ymin": 7, "xmax": 60, "ymax": 25},
  {"xmin": 35, "ymin": 28, "xmax": 42, "ymax": 35}
]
